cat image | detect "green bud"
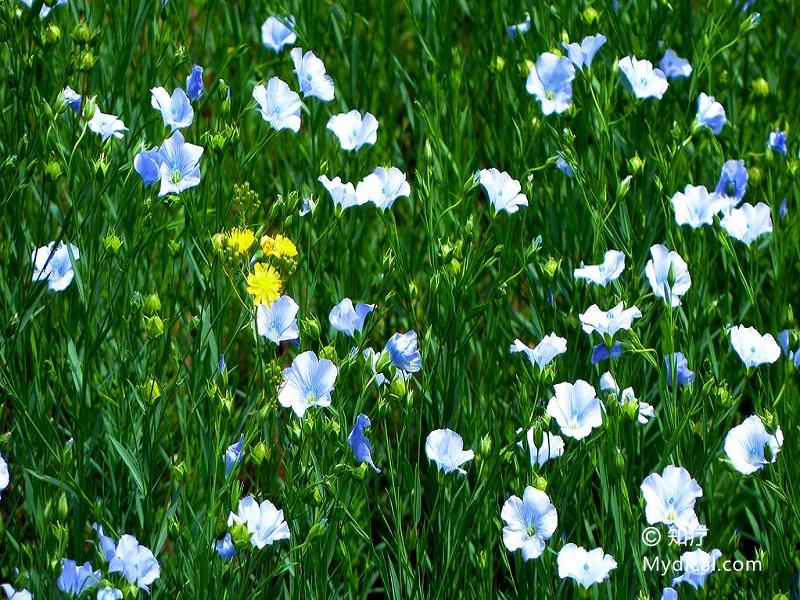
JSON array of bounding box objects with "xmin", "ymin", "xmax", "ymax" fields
[
  {"xmin": 616, "ymin": 175, "xmax": 632, "ymax": 201},
  {"xmin": 230, "ymin": 522, "xmax": 250, "ymax": 546},
  {"xmin": 532, "ymin": 475, "xmax": 548, "ymax": 491},
  {"xmin": 478, "ymin": 433, "xmax": 492, "ymax": 458},
  {"xmin": 319, "ymin": 345, "xmax": 337, "ymax": 362},
  {"xmin": 300, "ymin": 315, "xmax": 321, "ymax": 340},
  {"xmin": 388, "ymin": 374, "xmax": 407, "ymax": 399},
  {"xmin": 582, "ymin": 7, "xmax": 599, "ymax": 24},
  {"xmin": 306, "ymin": 518, "xmax": 329, "ymax": 543},
  {"xmin": 142, "ymin": 293, "xmax": 161, "ymax": 316},
  {"xmin": 614, "ymin": 448, "xmax": 625, "ymax": 471},
  {"xmin": 749, "ymin": 166, "xmax": 763, "ymax": 187},
  {"xmin": 144, "ymin": 315, "xmax": 164, "ymax": 339},
  {"xmin": 57, "ymin": 493, "xmax": 68, "ymax": 521},
  {"xmin": 542, "ymin": 256, "xmax": 560, "ymax": 279},
  {"xmin": 251, "ymin": 441, "xmax": 270, "ymax": 465},
  {"xmin": 103, "ymin": 233, "xmax": 123, "ymax": 254},
  {"xmin": 43, "ymin": 23, "xmax": 61, "ymax": 45},
  {"xmin": 628, "ymin": 153, "xmax": 644, "ymax": 174},
  {"xmin": 141, "ymin": 378, "xmax": 161, "ymax": 404},
  {"xmin": 172, "ymin": 460, "xmax": 186, "ymax": 481},
  {"xmin": 752, "ymin": 77, "xmax": 769, "ymax": 97},
  {"xmin": 44, "ymin": 159, "xmax": 62, "ymax": 180},
  {"xmin": 78, "ymin": 50, "xmax": 96, "ymax": 71},
  {"xmin": 167, "ymin": 239, "xmax": 181, "ymax": 258},
  {"xmin": 82, "ymin": 96, "xmax": 97, "ymax": 120},
  {"xmin": 72, "ymin": 21, "xmax": 91, "ymax": 44}
]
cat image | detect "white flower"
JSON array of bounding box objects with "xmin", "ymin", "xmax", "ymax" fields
[
  {"xmin": 724, "ymin": 415, "xmax": 783, "ymax": 474},
  {"xmin": 326, "ymin": 110, "xmax": 378, "ymax": 151},
  {"xmin": 253, "ymin": 77, "xmax": 302, "ymax": 133},
  {"xmin": 640, "ymin": 465, "xmax": 703, "ymax": 527},
  {"xmin": 477, "ymin": 168, "xmax": 528, "ymax": 214},
  {"xmin": 318, "ymin": 175, "xmax": 363, "ymax": 210},
  {"xmin": 261, "ymin": 16, "xmax": 296, "ymax": 52},
  {"xmin": 645, "ymin": 244, "xmax": 691, "ymax": 307},
  {"xmin": 573, "ymin": 250, "xmax": 625, "ymax": 286},
  {"xmin": 520, "ymin": 429, "xmax": 565, "ymax": 467},
  {"xmin": 546, "ymin": 380, "xmax": 603, "ymax": 440},
  {"xmin": 256, "ymin": 295, "xmax": 300, "ymax": 343},
  {"xmin": 599, "ymin": 372, "xmax": 619, "ymax": 394},
  {"xmin": 720, "ymin": 202, "xmax": 773, "ymax": 245},
  {"xmin": 696, "ymin": 92, "xmax": 726, "ymax": 135},
  {"xmin": 729, "ymin": 325, "xmax": 781, "ymax": 368},
  {"xmin": 425, "ymin": 429, "xmax": 474, "ymax": 475},
  {"xmin": 659, "ymin": 49, "xmax": 692, "ymax": 79},
  {"xmin": 501, "ymin": 487, "xmax": 558, "ymax": 560},
  {"xmin": 509, "ymin": 334, "xmax": 567, "ymax": 370},
  {"xmin": 0, "ymin": 453, "xmax": 8, "ymax": 499},
  {"xmin": 557, "ymin": 543, "xmax": 617, "ymax": 588},
  {"xmin": 579, "ymin": 302, "xmax": 642, "ymax": 338},
  {"xmin": 618, "ymin": 56, "xmax": 669, "ymax": 99},
  {"xmin": 672, "ymin": 548, "xmax": 722, "ymax": 589},
  {"xmin": 670, "ymin": 185, "xmax": 727, "ymax": 228},
  {"xmin": 150, "ymin": 87, "xmax": 194, "ymax": 131},
  {"xmin": 291, "ymin": 48, "xmax": 335, "ymax": 102},
  {"xmin": 31, "ymin": 241, "xmax": 80, "ymax": 292},
  {"xmin": 88, "ymin": 107, "xmax": 127, "ymax": 141},
  {"xmin": 227, "ymin": 495, "xmax": 290, "ymax": 549},
  {"xmin": 277, "ymin": 351, "xmax": 338, "ymax": 417},
  {"xmin": 355, "ymin": 167, "xmax": 411, "ymax": 210}
]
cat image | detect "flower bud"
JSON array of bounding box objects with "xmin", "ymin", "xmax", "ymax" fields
[
  {"xmin": 532, "ymin": 475, "xmax": 548, "ymax": 491},
  {"xmin": 752, "ymin": 77, "xmax": 769, "ymax": 97},
  {"xmin": 45, "ymin": 159, "xmax": 62, "ymax": 180},
  {"xmin": 42, "ymin": 23, "xmax": 61, "ymax": 45},
  {"xmin": 72, "ymin": 21, "xmax": 91, "ymax": 44},
  {"xmin": 103, "ymin": 233, "xmax": 123, "ymax": 255},
  {"xmin": 144, "ymin": 315, "xmax": 164, "ymax": 339}
]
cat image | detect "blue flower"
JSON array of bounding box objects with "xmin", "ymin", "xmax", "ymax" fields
[
  {"xmin": 506, "ymin": 13, "xmax": 531, "ymax": 39},
  {"xmin": 214, "ymin": 533, "xmax": 235, "ymax": 561},
  {"xmin": 591, "ymin": 342, "xmax": 624, "ymax": 364},
  {"xmin": 696, "ymin": 93, "xmax": 726, "ymax": 135},
  {"xmin": 133, "ymin": 146, "xmax": 162, "ymax": 186},
  {"xmin": 425, "ymin": 429, "xmax": 474, "ymax": 475},
  {"xmin": 157, "ymin": 131, "xmax": 204, "ymax": 196},
  {"xmin": 253, "ymin": 77, "xmax": 302, "ymax": 133},
  {"xmin": 151, "ymin": 87, "xmax": 194, "ymax": 131},
  {"xmin": 501, "ymin": 487, "xmax": 557, "ymax": 560},
  {"xmin": 557, "ymin": 544, "xmax": 617, "ymax": 588},
  {"xmin": 555, "ymin": 155, "xmax": 573, "ymax": 177},
  {"xmin": 225, "ymin": 434, "xmax": 245, "ymax": 476},
  {"xmin": 729, "ymin": 325, "xmax": 780, "ymax": 368},
  {"xmin": 329, "ymin": 298, "xmax": 374, "ymax": 337},
  {"xmin": 355, "ymin": 167, "xmax": 411, "ymax": 210},
  {"xmin": 510, "ymin": 334, "xmax": 567, "ymax": 370},
  {"xmin": 227, "ymin": 496, "xmax": 290, "ymax": 549},
  {"xmin": 291, "ymin": 48, "xmax": 335, "ymax": 102},
  {"xmin": 257, "ymin": 295, "xmax": 299, "ymax": 344},
  {"xmin": 672, "ymin": 548, "xmax": 722, "ymax": 588},
  {"xmin": 670, "ymin": 184, "xmax": 727, "ymax": 228},
  {"xmin": 645, "ymin": 244, "xmax": 691, "ymax": 307},
  {"xmin": 573, "ymin": 250, "xmax": 625, "ymax": 286},
  {"xmin": 658, "ymin": 49, "xmax": 692, "ymax": 79},
  {"xmin": 327, "ymin": 110, "xmax": 379, "ymax": 151},
  {"xmin": 97, "ymin": 589, "xmax": 123, "ymax": 600},
  {"xmin": 714, "ymin": 159, "xmax": 748, "ymax": 204},
  {"xmin": 0, "ymin": 453, "xmax": 7, "ymax": 499},
  {"xmin": 88, "ymin": 106, "xmax": 127, "ymax": 141},
  {"xmin": 1, "ymin": 583, "xmax": 32, "ymax": 599},
  {"xmin": 641, "ymin": 465, "xmax": 703, "ymax": 530},
  {"xmin": 261, "ymin": 16, "xmax": 297, "ymax": 52},
  {"xmin": 186, "ymin": 64, "xmax": 204, "ymax": 101},
  {"xmin": 579, "ymin": 302, "xmax": 641, "ymax": 338},
  {"xmin": 61, "ymin": 86, "xmax": 82, "ymax": 112},
  {"xmin": 525, "ymin": 52, "xmax": 575, "ymax": 115},
  {"xmin": 348, "ymin": 414, "xmax": 380, "ymax": 473},
  {"xmin": 619, "ymin": 56, "xmax": 669, "ymax": 99},
  {"xmin": 31, "ymin": 241, "xmax": 79, "ymax": 292},
  {"xmin": 57, "ymin": 559, "xmax": 100, "ymax": 596},
  {"xmin": 218, "ymin": 354, "xmax": 227, "ymax": 373},
  {"xmin": 108, "ymin": 535, "xmax": 160, "ymax": 591},
  {"xmin": 724, "ymin": 415, "xmax": 782, "ymax": 474},
  {"xmin": 546, "ymin": 380, "xmax": 602, "ymax": 440},
  {"xmin": 768, "ymin": 130, "xmax": 787, "ymax": 155},
  {"xmin": 385, "ymin": 331, "xmax": 422, "ymax": 373},
  {"xmin": 664, "ymin": 352, "xmax": 695, "ymax": 387},
  {"xmin": 278, "ymin": 351, "xmax": 338, "ymax": 417},
  {"xmin": 319, "ymin": 175, "xmax": 362, "ymax": 210},
  {"xmin": 720, "ymin": 202, "xmax": 773, "ymax": 245},
  {"xmin": 92, "ymin": 523, "xmax": 117, "ymax": 562},
  {"xmin": 20, "ymin": 0, "xmax": 67, "ymax": 18},
  {"xmin": 477, "ymin": 168, "xmax": 528, "ymax": 214},
  {"xmin": 562, "ymin": 33, "xmax": 606, "ymax": 69}
]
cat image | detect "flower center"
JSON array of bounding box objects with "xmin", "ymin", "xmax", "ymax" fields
[{"xmin": 171, "ymin": 169, "xmax": 182, "ymax": 184}]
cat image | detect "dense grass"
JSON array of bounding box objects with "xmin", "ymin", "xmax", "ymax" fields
[{"xmin": 2, "ymin": 0, "xmax": 800, "ymax": 597}]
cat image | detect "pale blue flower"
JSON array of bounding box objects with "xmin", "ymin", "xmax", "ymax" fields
[
  {"xmin": 525, "ymin": 52, "xmax": 575, "ymax": 115},
  {"xmin": 108, "ymin": 535, "xmax": 160, "ymax": 591},
  {"xmin": 92, "ymin": 523, "xmax": 116, "ymax": 562},
  {"xmin": 645, "ymin": 244, "xmax": 691, "ymax": 307},
  {"xmin": 151, "ymin": 87, "xmax": 194, "ymax": 131},
  {"xmin": 520, "ymin": 429, "xmax": 564, "ymax": 467},
  {"xmin": 501, "ymin": 487, "xmax": 557, "ymax": 560},
  {"xmin": 257, "ymin": 295, "xmax": 299, "ymax": 343},
  {"xmin": 509, "ymin": 333, "xmax": 567, "ymax": 370},
  {"xmin": 215, "ymin": 533, "xmax": 235, "ymax": 561},
  {"xmin": 157, "ymin": 131, "xmax": 203, "ymax": 196},
  {"xmin": 186, "ymin": 64, "xmax": 204, "ymax": 101},
  {"xmin": 385, "ymin": 331, "xmax": 422, "ymax": 373},
  {"xmin": 31, "ymin": 241, "xmax": 79, "ymax": 292},
  {"xmin": 57, "ymin": 559, "xmax": 100, "ymax": 596},
  {"xmin": 318, "ymin": 175, "xmax": 362, "ymax": 210},
  {"xmin": 573, "ymin": 250, "xmax": 625, "ymax": 285},
  {"xmin": 619, "ymin": 56, "xmax": 668, "ymax": 99},
  {"xmin": 579, "ymin": 302, "xmax": 641, "ymax": 338},
  {"xmin": 641, "ymin": 465, "xmax": 702, "ymax": 528},
  {"xmin": 261, "ymin": 16, "xmax": 296, "ymax": 52},
  {"xmin": 363, "ymin": 348, "xmax": 388, "ymax": 386},
  {"xmin": 329, "ymin": 298, "xmax": 374, "ymax": 337},
  {"xmin": 658, "ymin": 49, "xmax": 692, "ymax": 79},
  {"xmin": 720, "ymin": 202, "xmax": 772, "ymax": 245},
  {"xmin": 349, "ymin": 414, "xmax": 380, "ymax": 473},
  {"xmin": 555, "ymin": 155, "xmax": 573, "ymax": 177},
  {"xmin": 88, "ymin": 107, "xmax": 127, "ymax": 141},
  {"xmin": 20, "ymin": 0, "xmax": 67, "ymax": 18},
  {"xmin": 670, "ymin": 184, "xmax": 727, "ymax": 228},
  {"xmin": 0, "ymin": 453, "xmax": 7, "ymax": 499},
  {"xmin": 724, "ymin": 415, "xmax": 782, "ymax": 474},
  {"xmin": 714, "ymin": 159, "xmax": 748, "ymax": 205},
  {"xmin": 591, "ymin": 342, "xmax": 624, "ymax": 364},
  {"xmin": 662, "ymin": 587, "xmax": 678, "ymax": 600},
  {"xmin": 277, "ymin": 351, "xmax": 337, "ymax": 417},
  {"xmin": 291, "ymin": 48, "xmax": 335, "ymax": 102},
  {"xmin": 546, "ymin": 380, "xmax": 602, "ymax": 440},
  {"xmin": 1, "ymin": 584, "xmax": 32, "ymax": 600},
  {"xmin": 769, "ymin": 130, "xmax": 787, "ymax": 155},
  {"xmin": 326, "ymin": 110, "xmax": 379, "ymax": 151},
  {"xmin": 729, "ymin": 325, "xmax": 780, "ymax": 368},
  {"xmin": 557, "ymin": 544, "xmax": 617, "ymax": 588},
  {"xmin": 253, "ymin": 77, "xmax": 302, "ymax": 133},
  {"xmin": 97, "ymin": 588, "xmax": 123, "ymax": 600},
  {"xmin": 665, "ymin": 352, "xmax": 695, "ymax": 387},
  {"xmin": 61, "ymin": 86, "xmax": 82, "ymax": 112},
  {"xmin": 425, "ymin": 429, "xmax": 474, "ymax": 475},
  {"xmin": 477, "ymin": 168, "xmax": 528, "ymax": 214},
  {"xmin": 695, "ymin": 93, "xmax": 726, "ymax": 135},
  {"xmin": 562, "ymin": 33, "xmax": 606, "ymax": 69},
  {"xmin": 355, "ymin": 166, "xmax": 411, "ymax": 210},
  {"xmin": 227, "ymin": 496, "xmax": 290, "ymax": 549},
  {"xmin": 224, "ymin": 434, "xmax": 245, "ymax": 476},
  {"xmin": 672, "ymin": 549, "xmax": 722, "ymax": 588},
  {"xmin": 506, "ymin": 13, "xmax": 530, "ymax": 38},
  {"xmin": 133, "ymin": 147, "xmax": 162, "ymax": 186}
]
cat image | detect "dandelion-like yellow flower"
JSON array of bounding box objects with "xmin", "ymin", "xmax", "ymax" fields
[
  {"xmin": 226, "ymin": 227, "xmax": 256, "ymax": 257},
  {"xmin": 246, "ymin": 262, "xmax": 282, "ymax": 306},
  {"xmin": 260, "ymin": 234, "xmax": 298, "ymax": 260}
]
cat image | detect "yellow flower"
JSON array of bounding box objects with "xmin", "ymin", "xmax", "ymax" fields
[
  {"xmin": 260, "ymin": 234, "xmax": 298, "ymax": 260},
  {"xmin": 226, "ymin": 227, "xmax": 256, "ymax": 257},
  {"xmin": 246, "ymin": 262, "xmax": 282, "ymax": 306}
]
